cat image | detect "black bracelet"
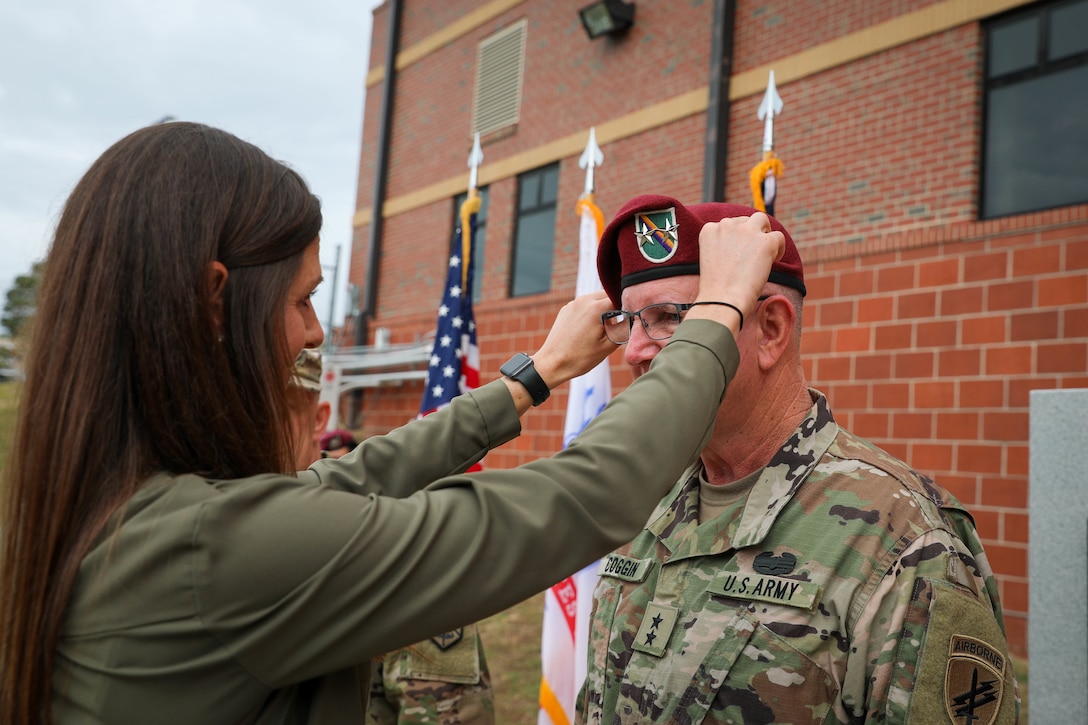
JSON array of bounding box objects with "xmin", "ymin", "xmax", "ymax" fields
[{"xmin": 689, "ymin": 301, "xmax": 744, "ymax": 330}]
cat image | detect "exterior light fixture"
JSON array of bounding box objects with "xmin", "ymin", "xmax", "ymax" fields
[{"xmin": 579, "ymin": 0, "xmax": 635, "ymax": 39}]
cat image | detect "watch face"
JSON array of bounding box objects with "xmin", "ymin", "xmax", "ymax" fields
[
  {"xmin": 502, "ymin": 353, "xmax": 530, "ymax": 376},
  {"xmin": 501, "ymin": 353, "xmax": 548, "ymax": 405}
]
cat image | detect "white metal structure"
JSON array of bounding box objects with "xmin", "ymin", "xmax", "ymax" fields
[{"xmin": 320, "ymin": 339, "xmax": 432, "ymax": 430}]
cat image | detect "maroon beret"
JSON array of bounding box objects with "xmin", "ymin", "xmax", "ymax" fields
[
  {"xmin": 320, "ymin": 429, "xmax": 357, "ymax": 451},
  {"xmin": 596, "ymin": 194, "xmax": 806, "ymax": 307}
]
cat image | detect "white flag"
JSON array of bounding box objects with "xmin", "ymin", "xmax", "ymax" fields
[{"xmin": 539, "ymin": 198, "xmax": 612, "ymax": 725}]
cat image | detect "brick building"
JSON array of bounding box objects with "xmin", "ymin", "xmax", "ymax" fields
[{"xmin": 342, "ymin": 0, "xmax": 1088, "ymax": 656}]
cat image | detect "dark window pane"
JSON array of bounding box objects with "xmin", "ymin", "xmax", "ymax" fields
[
  {"xmin": 511, "ymin": 208, "xmax": 556, "ymax": 296},
  {"xmin": 519, "ymin": 174, "xmax": 540, "ymax": 210},
  {"xmin": 983, "ymin": 64, "xmax": 1088, "ymax": 217},
  {"xmin": 470, "ymin": 187, "xmax": 490, "ymax": 222},
  {"xmin": 512, "ymin": 164, "xmax": 559, "ymax": 296},
  {"xmin": 1049, "ymin": 0, "xmax": 1088, "ymax": 61},
  {"xmin": 988, "ymin": 16, "xmax": 1039, "ymax": 78},
  {"xmin": 471, "ymin": 189, "xmax": 489, "ymax": 300},
  {"xmin": 540, "ymin": 166, "xmax": 559, "ymax": 205},
  {"xmin": 472, "ymin": 226, "xmax": 488, "ymax": 301}
]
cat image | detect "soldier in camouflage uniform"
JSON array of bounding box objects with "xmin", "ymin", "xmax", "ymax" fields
[
  {"xmin": 289, "ymin": 348, "xmax": 332, "ymax": 471},
  {"xmin": 578, "ymin": 195, "xmax": 1019, "ymax": 724},
  {"xmin": 290, "ymin": 354, "xmax": 496, "ymax": 725},
  {"xmin": 367, "ymin": 626, "xmax": 495, "ymax": 725}
]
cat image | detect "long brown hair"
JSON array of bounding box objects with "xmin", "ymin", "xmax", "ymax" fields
[{"xmin": 0, "ymin": 122, "xmax": 322, "ymax": 722}]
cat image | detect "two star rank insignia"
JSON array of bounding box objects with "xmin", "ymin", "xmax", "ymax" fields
[{"xmin": 632, "ymin": 601, "xmax": 679, "ymax": 657}]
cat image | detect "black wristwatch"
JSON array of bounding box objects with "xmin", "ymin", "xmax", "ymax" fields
[{"xmin": 500, "ymin": 353, "xmax": 550, "ymax": 406}]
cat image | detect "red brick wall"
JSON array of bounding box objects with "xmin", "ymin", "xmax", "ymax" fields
[
  {"xmin": 731, "ymin": 0, "xmax": 944, "ymax": 72},
  {"xmin": 802, "ymin": 212, "xmax": 1088, "ymax": 655},
  {"xmin": 367, "ymin": 0, "xmax": 716, "ymax": 204},
  {"xmin": 347, "ymin": 0, "xmax": 1084, "ymax": 656},
  {"xmin": 726, "ymin": 23, "xmax": 982, "ymax": 245}
]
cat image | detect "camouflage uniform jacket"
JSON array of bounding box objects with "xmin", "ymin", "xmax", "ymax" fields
[
  {"xmin": 368, "ymin": 624, "xmax": 495, "ymax": 725},
  {"xmin": 578, "ymin": 391, "xmax": 1019, "ymax": 725}
]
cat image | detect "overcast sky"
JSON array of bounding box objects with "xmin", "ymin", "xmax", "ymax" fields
[{"xmin": 0, "ymin": 0, "xmax": 384, "ymax": 335}]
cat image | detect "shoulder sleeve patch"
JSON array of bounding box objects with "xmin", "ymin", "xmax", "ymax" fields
[
  {"xmin": 904, "ymin": 580, "xmax": 1019, "ymax": 725},
  {"xmin": 388, "ymin": 624, "xmax": 482, "ymax": 684}
]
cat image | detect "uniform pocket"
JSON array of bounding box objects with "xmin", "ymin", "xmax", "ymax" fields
[
  {"xmin": 714, "ymin": 614, "xmax": 838, "ymax": 724},
  {"xmin": 592, "ymin": 593, "xmax": 760, "ymax": 725}
]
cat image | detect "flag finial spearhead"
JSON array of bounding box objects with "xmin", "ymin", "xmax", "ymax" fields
[
  {"xmin": 467, "ymin": 133, "xmax": 483, "ymax": 192},
  {"xmin": 578, "ymin": 127, "xmax": 604, "ymax": 197},
  {"xmin": 757, "ymin": 70, "xmax": 783, "ymax": 153}
]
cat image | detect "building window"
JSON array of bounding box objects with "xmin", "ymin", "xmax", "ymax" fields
[
  {"xmin": 981, "ymin": 0, "xmax": 1088, "ymax": 219},
  {"xmin": 453, "ymin": 187, "xmax": 489, "ymax": 303},
  {"xmin": 510, "ymin": 164, "xmax": 559, "ymax": 297},
  {"xmin": 472, "ymin": 20, "xmax": 527, "ymax": 137}
]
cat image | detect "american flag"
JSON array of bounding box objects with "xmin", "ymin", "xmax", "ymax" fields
[{"xmin": 418, "ymin": 195, "xmax": 481, "ymax": 419}]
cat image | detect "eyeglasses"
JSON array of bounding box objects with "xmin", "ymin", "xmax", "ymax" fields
[{"xmin": 601, "ymin": 297, "xmax": 769, "ymax": 345}]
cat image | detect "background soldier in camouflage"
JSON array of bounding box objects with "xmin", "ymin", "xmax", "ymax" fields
[
  {"xmin": 289, "ymin": 348, "xmax": 332, "ymax": 471},
  {"xmin": 368, "ymin": 628, "xmax": 495, "ymax": 725},
  {"xmin": 578, "ymin": 195, "xmax": 1019, "ymax": 724},
  {"xmin": 290, "ymin": 352, "xmax": 496, "ymax": 725}
]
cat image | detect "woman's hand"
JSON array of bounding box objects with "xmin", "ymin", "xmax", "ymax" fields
[
  {"xmin": 532, "ymin": 290, "xmax": 616, "ymax": 389},
  {"xmin": 685, "ymin": 212, "xmax": 785, "ymax": 334}
]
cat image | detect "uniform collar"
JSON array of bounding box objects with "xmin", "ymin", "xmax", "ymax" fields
[{"xmin": 647, "ymin": 389, "xmax": 838, "ymax": 558}]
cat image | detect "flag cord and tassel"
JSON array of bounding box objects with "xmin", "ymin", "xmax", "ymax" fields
[
  {"xmin": 749, "ymin": 152, "xmax": 784, "ymax": 215},
  {"xmin": 459, "ymin": 190, "xmax": 481, "ymax": 290},
  {"xmin": 575, "ymin": 194, "xmax": 605, "ymax": 240}
]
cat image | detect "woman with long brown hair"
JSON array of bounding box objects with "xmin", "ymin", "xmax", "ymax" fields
[{"xmin": 0, "ymin": 121, "xmax": 781, "ymax": 723}]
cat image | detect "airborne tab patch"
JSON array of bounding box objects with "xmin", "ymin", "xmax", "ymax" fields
[
  {"xmin": 598, "ymin": 554, "xmax": 653, "ymax": 582},
  {"xmin": 945, "ymin": 634, "xmax": 1006, "ymax": 725}
]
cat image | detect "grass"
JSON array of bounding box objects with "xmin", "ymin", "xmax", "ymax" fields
[
  {"xmin": 0, "ymin": 382, "xmax": 20, "ymax": 474},
  {"xmin": 478, "ymin": 592, "xmax": 545, "ymax": 724}
]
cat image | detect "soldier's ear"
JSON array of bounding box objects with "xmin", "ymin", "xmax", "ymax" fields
[{"xmin": 754, "ymin": 295, "xmax": 795, "ymax": 371}]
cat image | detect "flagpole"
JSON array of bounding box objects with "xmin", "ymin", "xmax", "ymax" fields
[
  {"xmin": 749, "ymin": 70, "xmax": 784, "ymax": 216},
  {"xmin": 461, "ymin": 133, "xmax": 484, "ymax": 290},
  {"xmin": 575, "ymin": 127, "xmax": 605, "ymax": 237},
  {"xmin": 539, "ymin": 128, "xmax": 612, "ymax": 725},
  {"xmin": 418, "ymin": 135, "xmax": 483, "ymax": 420},
  {"xmin": 758, "ymin": 69, "xmax": 781, "ymax": 154},
  {"xmin": 579, "ymin": 127, "xmax": 603, "ymax": 198},
  {"xmin": 467, "ymin": 132, "xmax": 482, "ymax": 195}
]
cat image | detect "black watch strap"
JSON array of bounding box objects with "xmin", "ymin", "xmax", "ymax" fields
[{"xmin": 500, "ymin": 353, "xmax": 550, "ymax": 406}]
